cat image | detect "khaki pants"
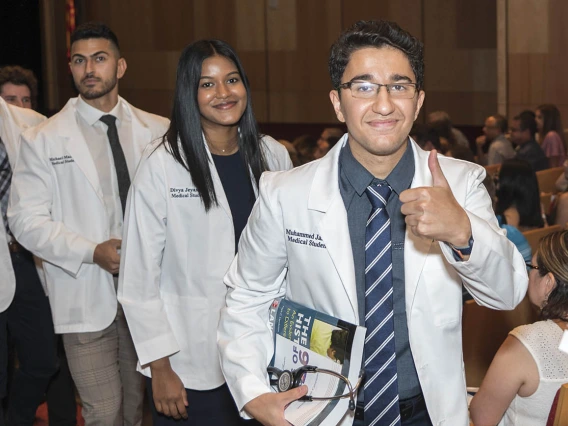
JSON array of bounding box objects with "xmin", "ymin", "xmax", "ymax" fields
[{"xmin": 62, "ymin": 305, "xmax": 143, "ymax": 426}]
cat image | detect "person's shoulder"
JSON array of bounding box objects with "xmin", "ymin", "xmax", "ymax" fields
[
  {"xmin": 21, "ymin": 103, "xmax": 71, "ymax": 141},
  {"xmin": 122, "ymin": 100, "xmax": 169, "ymax": 134},
  {"xmin": 7, "ymin": 104, "xmax": 46, "ymax": 127},
  {"xmin": 260, "ymin": 134, "xmax": 288, "ymax": 158}
]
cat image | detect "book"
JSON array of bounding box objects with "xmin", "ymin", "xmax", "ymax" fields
[{"xmin": 268, "ymin": 298, "xmax": 366, "ymax": 426}]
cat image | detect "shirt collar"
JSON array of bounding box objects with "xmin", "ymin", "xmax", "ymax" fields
[
  {"xmin": 76, "ymin": 96, "xmax": 123, "ymax": 127},
  {"xmin": 340, "ymin": 138, "xmax": 415, "ymax": 196}
]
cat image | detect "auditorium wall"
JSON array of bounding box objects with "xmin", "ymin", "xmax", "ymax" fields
[{"xmin": 43, "ymin": 0, "xmax": 498, "ymax": 126}]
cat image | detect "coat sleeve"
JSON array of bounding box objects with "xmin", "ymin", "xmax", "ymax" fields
[
  {"xmin": 117, "ymin": 148, "xmax": 180, "ymax": 366},
  {"xmin": 8, "ymin": 133, "xmax": 97, "ymax": 276},
  {"xmin": 439, "ymin": 164, "xmax": 528, "ymax": 309},
  {"xmin": 217, "ymin": 171, "xmax": 289, "ymax": 413}
]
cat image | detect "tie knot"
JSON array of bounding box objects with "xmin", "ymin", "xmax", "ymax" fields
[
  {"xmin": 366, "ymin": 184, "xmax": 391, "ymax": 209},
  {"xmin": 100, "ymin": 114, "xmax": 117, "ymax": 126}
]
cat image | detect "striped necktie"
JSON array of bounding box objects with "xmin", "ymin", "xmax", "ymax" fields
[
  {"xmin": 0, "ymin": 136, "xmax": 12, "ymax": 234},
  {"xmin": 364, "ymin": 183, "xmax": 401, "ymax": 426}
]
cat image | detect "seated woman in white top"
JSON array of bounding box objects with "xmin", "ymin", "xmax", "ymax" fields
[{"xmin": 470, "ymin": 230, "xmax": 568, "ymax": 425}]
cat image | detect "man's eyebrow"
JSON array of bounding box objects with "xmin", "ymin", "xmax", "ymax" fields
[
  {"xmin": 348, "ymin": 73, "xmax": 414, "ymax": 83},
  {"xmin": 71, "ymin": 51, "xmax": 110, "ymax": 59},
  {"xmin": 390, "ymin": 74, "xmax": 413, "ymax": 82}
]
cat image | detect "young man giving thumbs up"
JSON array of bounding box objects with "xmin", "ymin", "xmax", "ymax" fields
[{"xmin": 218, "ymin": 20, "xmax": 528, "ymax": 426}]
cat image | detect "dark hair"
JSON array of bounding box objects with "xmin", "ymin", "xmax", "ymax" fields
[
  {"xmin": 71, "ymin": 22, "xmax": 120, "ymax": 53},
  {"xmin": 410, "ymin": 123, "xmax": 442, "ymax": 151},
  {"xmin": 536, "ymin": 230, "xmax": 568, "ymax": 323},
  {"xmin": 329, "ymin": 20, "xmax": 424, "ymax": 91},
  {"xmin": 513, "ymin": 112, "xmax": 537, "ymax": 138},
  {"xmin": 446, "ymin": 144, "xmax": 475, "ymax": 163},
  {"xmin": 427, "ymin": 111, "xmax": 456, "ymax": 145},
  {"xmin": 163, "ymin": 39, "xmax": 266, "ymax": 211},
  {"xmin": 0, "ymin": 65, "xmax": 38, "ymax": 108},
  {"xmin": 292, "ymin": 134, "xmax": 318, "ymax": 165},
  {"xmin": 495, "ymin": 159, "xmax": 544, "ymax": 228},
  {"xmin": 326, "ymin": 136, "xmax": 341, "ymax": 150},
  {"xmin": 491, "ymin": 114, "xmax": 508, "ymax": 134},
  {"xmin": 329, "ymin": 329, "xmax": 349, "ymax": 364},
  {"xmin": 536, "ymin": 104, "xmax": 566, "ymax": 147}
]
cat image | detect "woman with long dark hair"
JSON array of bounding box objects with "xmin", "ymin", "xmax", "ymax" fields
[
  {"xmin": 118, "ymin": 39, "xmax": 291, "ymax": 425},
  {"xmin": 536, "ymin": 104, "xmax": 566, "ymax": 167},
  {"xmin": 470, "ymin": 230, "xmax": 568, "ymax": 425},
  {"xmin": 495, "ymin": 158, "xmax": 545, "ymax": 232}
]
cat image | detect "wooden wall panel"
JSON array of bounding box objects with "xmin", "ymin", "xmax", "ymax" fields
[
  {"xmin": 504, "ymin": 0, "xmax": 568, "ymax": 123},
  {"xmin": 46, "ymin": 0, "xmax": 498, "ymax": 125}
]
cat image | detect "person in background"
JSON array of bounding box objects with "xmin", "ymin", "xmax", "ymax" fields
[
  {"xmin": 0, "ymin": 63, "xmax": 78, "ymax": 426},
  {"xmin": 0, "ymin": 65, "xmax": 37, "ymax": 110},
  {"xmin": 470, "ymin": 230, "xmax": 568, "ymax": 425},
  {"xmin": 427, "ymin": 110, "xmax": 470, "ymax": 149},
  {"xmin": 314, "ymin": 127, "xmax": 344, "ymax": 159},
  {"xmin": 495, "ymin": 158, "xmax": 545, "ymax": 232},
  {"xmin": 409, "ymin": 123, "xmax": 442, "ymax": 152},
  {"xmin": 277, "ymin": 139, "xmax": 299, "ymax": 167},
  {"xmin": 292, "ymin": 134, "xmax": 318, "ymax": 165},
  {"xmin": 512, "ymin": 111, "xmax": 549, "ymax": 172},
  {"xmin": 476, "ymin": 114, "xmax": 515, "ymax": 165},
  {"xmin": 0, "ymin": 89, "xmax": 56, "ymax": 426},
  {"xmin": 8, "ymin": 22, "xmax": 169, "ymax": 425},
  {"xmin": 118, "ymin": 39, "xmax": 291, "ymax": 425},
  {"xmin": 536, "ymin": 104, "xmax": 566, "ymax": 168}
]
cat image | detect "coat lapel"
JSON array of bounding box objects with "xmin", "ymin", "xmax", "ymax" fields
[
  {"xmin": 58, "ymin": 99, "xmax": 104, "ymax": 202},
  {"xmin": 404, "ymin": 142, "xmax": 434, "ymax": 316},
  {"xmin": 309, "ymin": 137, "xmax": 358, "ymax": 320}
]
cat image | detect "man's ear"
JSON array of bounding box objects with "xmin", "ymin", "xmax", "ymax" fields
[
  {"xmin": 117, "ymin": 58, "xmax": 127, "ymax": 80},
  {"xmin": 414, "ymin": 90, "xmax": 425, "ymax": 121},
  {"xmin": 329, "ymin": 90, "xmax": 346, "ymax": 123}
]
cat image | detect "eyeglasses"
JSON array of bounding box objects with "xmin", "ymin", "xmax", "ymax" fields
[
  {"xmin": 268, "ymin": 365, "xmax": 364, "ymax": 411},
  {"xmin": 526, "ymin": 263, "xmax": 540, "ymax": 270},
  {"xmin": 337, "ymin": 80, "xmax": 418, "ymax": 99}
]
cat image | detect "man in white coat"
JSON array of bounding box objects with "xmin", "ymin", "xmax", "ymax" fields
[
  {"xmin": 217, "ymin": 20, "xmax": 528, "ymax": 426},
  {"xmin": 0, "ymin": 97, "xmax": 54, "ymax": 425},
  {"xmin": 8, "ymin": 23, "xmax": 169, "ymax": 425}
]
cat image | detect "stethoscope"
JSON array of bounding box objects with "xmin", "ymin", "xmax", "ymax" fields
[{"xmin": 267, "ymin": 365, "xmax": 365, "ymax": 411}]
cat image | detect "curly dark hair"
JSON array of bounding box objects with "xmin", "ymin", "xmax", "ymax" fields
[
  {"xmin": 329, "ymin": 20, "xmax": 424, "ymax": 91},
  {"xmin": 536, "ymin": 230, "xmax": 568, "ymax": 323},
  {"xmin": 0, "ymin": 65, "xmax": 38, "ymax": 108}
]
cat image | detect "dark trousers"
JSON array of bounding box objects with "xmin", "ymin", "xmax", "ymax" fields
[
  {"xmin": 45, "ymin": 336, "xmax": 77, "ymax": 426},
  {"xmin": 146, "ymin": 378, "xmax": 261, "ymax": 426},
  {"xmin": 353, "ymin": 393, "xmax": 433, "ymax": 426},
  {"xmin": 0, "ymin": 250, "xmax": 58, "ymax": 425}
]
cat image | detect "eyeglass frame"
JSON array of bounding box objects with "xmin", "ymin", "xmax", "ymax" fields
[
  {"xmin": 267, "ymin": 365, "xmax": 364, "ymax": 411},
  {"xmin": 336, "ymin": 80, "xmax": 419, "ymax": 99},
  {"xmin": 526, "ymin": 263, "xmax": 540, "ymax": 270}
]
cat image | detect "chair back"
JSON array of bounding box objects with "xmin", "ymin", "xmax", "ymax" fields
[
  {"xmin": 523, "ymin": 225, "xmax": 563, "ymax": 254},
  {"xmin": 462, "ymin": 296, "xmax": 538, "ymax": 387},
  {"xmin": 484, "ymin": 164, "xmax": 501, "ymax": 180},
  {"xmin": 537, "ymin": 167, "xmax": 564, "ymax": 194},
  {"xmin": 547, "ymin": 382, "xmax": 568, "ymax": 426}
]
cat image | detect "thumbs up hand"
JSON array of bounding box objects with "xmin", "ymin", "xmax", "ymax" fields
[{"xmin": 400, "ymin": 150, "xmax": 472, "ymax": 246}]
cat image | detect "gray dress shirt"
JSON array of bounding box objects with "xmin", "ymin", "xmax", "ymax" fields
[{"xmin": 339, "ymin": 140, "xmax": 422, "ymax": 399}]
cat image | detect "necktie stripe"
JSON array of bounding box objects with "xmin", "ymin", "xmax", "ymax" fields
[
  {"xmin": 363, "ymin": 352, "xmax": 396, "ymax": 389},
  {"xmin": 364, "ymin": 330, "xmax": 394, "ymax": 366},
  {"xmin": 365, "ymin": 374, "xmax": 398, "ymax": 410},
  {"xmin": 365, "ymin": 219, "xmax": 390, "ymax": 250},
  {"xmin": 365, "ymin": 307, "xmax": 393, "ymax": 341},
  {"xmin": 365, "ymin": 264, "xmax": 393, "ymax": 296},
  {"xmin": 0, "ymin": 137, "xmax": 12, "ymax": 235},
  {"xmin": 364, "ymin": 183, "xmax": 400, "ymax": 425},
  {"xmin": 365, "ymin": 241, "xmax": 391, "ymax": 274},
  {"xmin": 365, "ymin": 287, "xmax": 392, "ymax": 320}
]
